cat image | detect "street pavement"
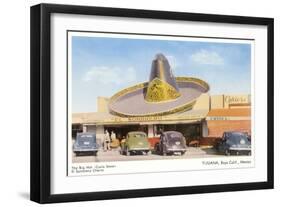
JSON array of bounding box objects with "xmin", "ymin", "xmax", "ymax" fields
[{"xmin": 72, "ymin": 147, "xmax": 223, "ymax": 163}]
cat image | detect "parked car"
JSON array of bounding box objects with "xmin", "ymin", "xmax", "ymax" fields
[
  {"xmin": 154, "ymin": 131, "xmax": 187, "ymax": 156},
  {"xmin": 73, "ymin": 133, "xmax": 99, "ymax": 156},
  {"xmin": 120, "ymin": 131, "xmax": 150, "ymax": 156},
  {"xmin": 217, "ymin": 131, "xmax": 251, "ymax": 156}
]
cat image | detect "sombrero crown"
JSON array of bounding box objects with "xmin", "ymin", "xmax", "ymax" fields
[
  {"xmin": 108, "ymin": 53, "xmax": 209, "ymax": 117},
  {"xmin": 145, "ymin": 54, "xmax": 181, "ymax": 103}
]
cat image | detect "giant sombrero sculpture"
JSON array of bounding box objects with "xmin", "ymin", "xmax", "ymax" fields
[{"xmin": 108, "ymin": 54, "xmax": 209, "ymax": 117}]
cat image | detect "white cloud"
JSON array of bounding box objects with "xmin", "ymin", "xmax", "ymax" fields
[
  {"xmin": 82, "ymin": 66, "xmax": 137, "ymax": 85},
  {"xmin": 190, "ymin": 49, "xmax": 224, "ymax": 65}
]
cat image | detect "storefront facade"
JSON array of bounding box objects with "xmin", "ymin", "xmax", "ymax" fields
[
  {"xmin": 206, "ymin": 94, "xmax": 251, "ymax": 137},
  {"xmin": 72, "ymin": 94, "xmax": 251, "ymax": 146}
]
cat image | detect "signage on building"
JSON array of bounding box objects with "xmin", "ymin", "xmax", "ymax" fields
[
  {"xmin": 209, "ymin": 117, "xmax": 228, "ymax": 121},
  {"xmin": 113, "ymin": 116, "xmax": 163, "ymax": 123},
  {"xmin": 224, "ymin": 95, "xmax": 251, "ymax": 105},
  {"xmin": 111, "ymin": 114, "xmax": 204, "ymax": 124},
  {"xmin": 206, "ymin": 116, "xmax": 250, "ymax": 121}
]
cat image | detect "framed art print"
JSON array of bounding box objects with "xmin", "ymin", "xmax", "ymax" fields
[{"xmin": 30, "ymin": 3, "xmax": 274, "ymax": 203}]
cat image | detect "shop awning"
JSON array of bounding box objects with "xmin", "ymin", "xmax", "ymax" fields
[{"xmin": 72, "ymin": 109, "xmax": 209, "ymax": 125}]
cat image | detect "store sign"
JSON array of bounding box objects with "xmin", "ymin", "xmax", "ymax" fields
[
  {"xmin": 209, "ymin": 117, "xmax": 228, "ymax": 121},
  {"xmin": 128, "ymin": 116, "xmax": 163, "ymax": 122},
  {"xmin": 112, "ymin": 115, "xmax": 205, "ymax": 123},
  {"xmin": 113, "ymin": 116, "xmax": 163, "ymax": 123},
  {"xmin": 206, "ymin": 116, "xmax": 250, "ymax": 121},
  {"xmin": 224, "ymin": 95, "xmax": 250, "ymax": 105}
]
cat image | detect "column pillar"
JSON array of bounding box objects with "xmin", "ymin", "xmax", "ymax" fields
[
  {"xmin": 202, "ymin": 121, "xmax": 208, "ymax": 137},
  {"xmin": 148, "ymin": 124, "xmax": 154, "ymax": 138},
  {"xmin": 96, "ymin": 125, "xmax": 105, "ymax": 149},
  {"xmin": 82, "ymin": 125, "xmax": 87, "ymax": 133}
]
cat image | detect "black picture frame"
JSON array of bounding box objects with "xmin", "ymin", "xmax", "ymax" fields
[{"xmin": 30, "ymin": 3, "xmax": 274, "ymax": 204}]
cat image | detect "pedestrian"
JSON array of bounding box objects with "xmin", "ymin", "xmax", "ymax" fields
[
  {"xmin": 159, "ymin": 128, "xmax": 164, "ymax": 136},
  {"xmin": 111, "ymin": 131, "xmax": 116, "ymax": 140},
  {"xmin": 104, "ymin": 130, "xmax": 111, "ymax": 151}
]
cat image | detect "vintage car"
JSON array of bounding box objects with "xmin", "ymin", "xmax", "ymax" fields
[
  {"xmin": 217, "ymin": 131, "xmax": 251, "ymax": 156},
  {"xmin": 73, "ymin": 133, "xmax": 99, "ymax": 156},
  {"xmin": 154, "ymin": 131, "xmax": 187, "ymax": 155},
  {"xmin": 120, "ymin": 131, "xmax": 150, "ymax": 156}
]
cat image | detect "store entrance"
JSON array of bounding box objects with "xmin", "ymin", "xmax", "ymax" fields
[
  {"xmin": 105, "ymin": 125, "xmax": 148, "ymax": 141},
  {"xmin": 71, "ymin": 124, "xmax": 82, "ymax": 138}
]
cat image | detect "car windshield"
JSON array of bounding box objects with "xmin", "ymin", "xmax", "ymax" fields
[
  {"xmin": 166, "ymin": 133, "xmax": 184, "ymax": 144},
  {"xmin": 77, "ymin": 134, "xmax": 95, "ymax": 145},
  {"xmin": 129, "ymin": 133, "xmax": 145, "ymax": 138},
  {"xmin": 128, "ymin": 133, "xmax": 147, "ymax": 141},
  {"xmin": 228, "ymin": 133, "xmax": 250, "ymax": 144}
]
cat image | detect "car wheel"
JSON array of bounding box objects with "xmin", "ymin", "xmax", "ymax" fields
[
  {"xmin": 126, "ymin": 148, "xmax": 130, "ymax": 156},
  {"xmin": 225, "ymin": 149, "xmax": 230, "ymax": 156},
  {"xmin": 154, "ymin": 144, "xmax": 159, "ymax": 155}
]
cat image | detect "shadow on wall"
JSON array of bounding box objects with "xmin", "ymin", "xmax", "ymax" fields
[{"xmin": 18, "ymin": 192, "xmax": 29, "ymax": 200}]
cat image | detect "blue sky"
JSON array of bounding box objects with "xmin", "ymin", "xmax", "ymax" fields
[{"xmin": 71, "ymin": 35, "xmax": 251, "ymax": 113}]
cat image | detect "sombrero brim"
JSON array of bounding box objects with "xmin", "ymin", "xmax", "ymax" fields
[{"xmin": 108, "ymin": 77, "xmax": 209, "ymax": 117}]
